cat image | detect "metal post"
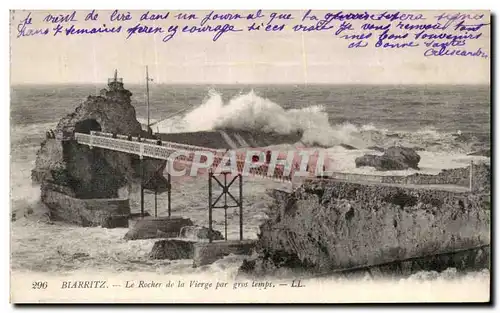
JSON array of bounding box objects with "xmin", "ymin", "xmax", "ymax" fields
[
  {"xmin": 140, "ymin": 157, "xmax": 144, "ymax": 218},
  {"xmin": 154, "ymin": 190, "xmax": 157, "ymax": 218},
  {"xmin": 224, "ymin": 173, "xmax": 228, "ymax": 242},
  {"xmin": 470, "ymin": 160, "xmax": 474, "ymax": 192},
  {"xmin": 146, "ymin": 66, "xmax": 150, "ymax": 129},
  {"xmin": 239, "ymin": 174, "xmax": 243, "ymax": 241},
  {"xmin": 208, "ymin": 171, "xmax": 213, "ymax": 243},
  {"xmin": 167, "ymin": 172, "xmax": 171, "ymax": 217}
]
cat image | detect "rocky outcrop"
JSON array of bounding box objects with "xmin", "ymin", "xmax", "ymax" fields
[
  {"xmin": 339, "ymin": 143, "xmax": 357, "ymax": 150},
  {"xmin": 179, "ymin": 226, "xmax": 224, "ymax": 241},
  {"xmin": 356, "ymin": 146, "xmax": 420, "ymax": 171},
  {"xmin": 31, "ymin": 80, "xmax": 168, "ymax": 224},
  {"xmin": 124, "ymin": 217, "xmax": 194, "ymax": 240},
  {"xmin": 149, "ymin": 240, "xmax": 195, "ymax": 260},
  {"xmin": 367, "ymin": 146, "xmax": 385, "ymax": 152},
  {"xmin": 241, "ymin": 179, "xmax": 490, "ymax": 277}
]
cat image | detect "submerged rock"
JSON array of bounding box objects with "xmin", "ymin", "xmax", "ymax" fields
[
  {"xmin": 124, "ymin": 217, "xmax": 194, "ymax": 240},
  {"xmin": 149, "ymin": 240, "xmax": 195, "ymax": 260},
  {"xmin": 339, "ymin": 143, "xmax": 357, "ymax": 150},
  {"xmin": 355, "ymin": 146, "xmax": 421, "ymax": 171},
  {"xmin": 467, "ymin": 149, "xmax": 490, "ymax": 157},
  {"xmin": 179, "ymin": 225, "xmax": 224, "ymax": 241}
]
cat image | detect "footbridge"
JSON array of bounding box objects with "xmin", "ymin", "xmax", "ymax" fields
[{"xmin": 75, "ymin": 131, "xmax": 479, "ymax": 242}]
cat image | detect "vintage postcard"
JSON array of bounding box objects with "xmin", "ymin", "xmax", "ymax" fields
[{"xmin": 10, "ymin": 9, "xmax": 491, "ymax": 303}]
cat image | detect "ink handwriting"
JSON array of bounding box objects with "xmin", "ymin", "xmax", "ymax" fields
[{"xmin": 14, "ymin": 10, "xmax": 489, "ymax": 58}]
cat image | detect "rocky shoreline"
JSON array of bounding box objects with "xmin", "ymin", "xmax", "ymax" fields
[{"xmin": 237, "ymin": 173, "xmax": 490, "ymax": 278}]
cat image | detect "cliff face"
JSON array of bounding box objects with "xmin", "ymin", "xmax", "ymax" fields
[
  {"xmin": 32, "ymin": 83, "xmax": 166, "ymax": 200},
  {"xmin": 242, "ymin": 179, "xmax": 490, "ymax": 277}
]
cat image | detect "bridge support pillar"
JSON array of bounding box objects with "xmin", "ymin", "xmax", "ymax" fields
[
  {"xmin": 140, "ymin": 156, "xmax": 144, "ymax": 218},
  {"xmin": 167, "ymin": 172, "xmax": 171, "ymax": 217}
]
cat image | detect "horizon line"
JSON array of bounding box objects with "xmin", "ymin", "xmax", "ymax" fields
[{"xmin": 10, "ymin": 82, "xmax": 491, "ymax": 87}]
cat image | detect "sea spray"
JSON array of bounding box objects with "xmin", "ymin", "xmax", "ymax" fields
[{"xmin": 153, "ymin": 89, "xmax": 489, "ymax": 154}]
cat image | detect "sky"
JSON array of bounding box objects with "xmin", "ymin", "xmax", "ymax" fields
[{"xmin": 10, "ymin": 10, "xmax": 491, "ymax": 85}]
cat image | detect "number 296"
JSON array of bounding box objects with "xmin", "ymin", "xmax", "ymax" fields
[{"xmin": 32, "ymin": 281, "xmax": 48, "ymax": 289}]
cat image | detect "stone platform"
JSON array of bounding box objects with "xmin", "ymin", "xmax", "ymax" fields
[
  {"xmin": 193, "ymin": 240, "xmax": 256, "ymax": 267},
  {"xmin": 41, "ymin": 185, "xmax": 131, "ymax": 228}
]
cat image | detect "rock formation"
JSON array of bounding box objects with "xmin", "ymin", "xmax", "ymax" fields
[
  {"xmin": 124, "ymin": 217, "xmax": 194, "ymax": 240},
  {"xmin": 355, "ymin": 146, "xmax": 421, "ymax": 171},
  {"xmin": 32, "ymin": 78, "xmax": 167, "ymax": 225},
  {"xmin": 240, "ymin": 179, "xmax": 490, "ymax": 277},
  {"xmin": 150, "ymin": 240, "xmax": 195, "ymax": 260},
  {"xmin": 179, "ymin": 226, "xmax": 224, "ymax": 241},
  {"xmin": 339, "ymin": 143, "xmax": 357, "ymax": 150}
]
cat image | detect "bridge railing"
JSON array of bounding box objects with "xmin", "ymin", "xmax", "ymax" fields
[
  {"xmin": 78, "ymin": 132, "xmax": 437, "ymax": 186},
  {"xmin": 90, "ymin": 131, "xmax": 220, "ymax": 153},
  {"xmin": 76, "ymin": 132, "xmax": 293, "ymax": 182}
]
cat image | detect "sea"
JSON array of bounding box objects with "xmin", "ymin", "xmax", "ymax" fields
[{"xmin": 9, "ymin": 84, "xmax": 491, "ymax": 294}]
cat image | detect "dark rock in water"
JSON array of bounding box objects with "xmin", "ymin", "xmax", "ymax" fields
[
  {"xmin": 101, "ymin": 215, "xmax": 129, "ymax": 228},
  {"xmin": 386, "ymin": 133, "xmax": 401, "ymax": 138},
  {"xmin": 150, "ymin": 240, "xmax": 195, "ymax": 260},
  {"xmin": 339, "ymin": 143, "xmax": 357, "ymax": 150},
  {"xmin": 467, "ymin": 149, "xmax": 490, "ymax": 157},
  {"xmin": 71, "ymin": 252, "xmax": 90, "ymax": 260},
  {"xmin": 355, "ymin": 146, "xmax": 420, "ymax": 171},
  {"xmin": 124, "ymin": 217, "xmax": 193, "ymax": 240},
  {"xmin": 179, "ymin": 225, "xmax": 224, "ymax": 241}
]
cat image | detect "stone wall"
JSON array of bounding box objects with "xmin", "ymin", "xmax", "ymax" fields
[
  {"xmin": 380, "ymin": 163, "xmax": 490, "ymax": 193},
  {"xmin": 41, "ymin": 183, "xmax": 130, "ymax": 227}
]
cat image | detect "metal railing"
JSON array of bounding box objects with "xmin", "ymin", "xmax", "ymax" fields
[
  {"xmin": 75, "ymin": 132, "xmax": 480, "ymax": 192},
  {"xmin": 74, "ymin": 132, "xmax": 295, "ymax": 182}
]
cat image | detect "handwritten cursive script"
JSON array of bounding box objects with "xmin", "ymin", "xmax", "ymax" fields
[{"xmin": 14, "ymin": 10, "xmax": 490, "ymax": 59}]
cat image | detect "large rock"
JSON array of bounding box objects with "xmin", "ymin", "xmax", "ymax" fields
[
  {"xmin": 193, "ymin": 240, "xmax": 256, "ymax": 267},
  {"xmin": 149, "ymin": 240, "xmax": 195, "ymax": 260},
  {"xmin": 124, "ymin": 217, "xmax": 194, "ymax": 240},
  {"xmin": 31, "ymin": 80, "xmax": 167, "ymax": 223},
  {"xmin": 240, "ymin": 180, "xmax": 490, "ymax": 277},
  {"xmin": 179, "ymin": 226, "xmax": 224, "ymax": 241},
  {"xmin": 355, "ymin": 146, "xmax": 421, "ymax": 171}
]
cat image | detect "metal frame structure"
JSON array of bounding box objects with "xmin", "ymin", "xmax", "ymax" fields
[
  {"xmin": 140, "ymin": 158, "xmax": 172, "ymax": 218},
  {"xmin": 208, "ymin": 170, "xmax": 243, "ymax": 243}
]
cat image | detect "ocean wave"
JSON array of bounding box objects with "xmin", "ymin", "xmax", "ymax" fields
[{"xmin": 152, "ymin": 89, "xmax": 489, "ymax": 153}]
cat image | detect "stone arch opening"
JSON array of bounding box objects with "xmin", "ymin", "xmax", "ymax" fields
[{"xmin": 74, "ymin": 118, "xmax": 102, "ymax": 134}]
